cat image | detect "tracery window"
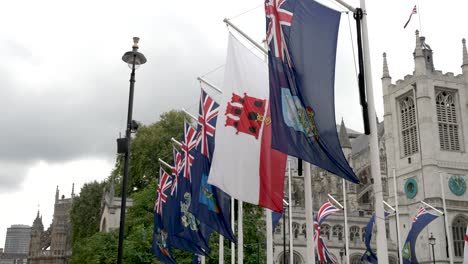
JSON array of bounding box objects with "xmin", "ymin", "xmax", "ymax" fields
[
  {"xmin": 292, "ymin": 222, "xmax": 300, "ymax": 239},
  {"xmin": 349, "ymin": 226, "xmax": 360, "ymax": 241},
  {"xmin": 320, "ymin": 224, "xmax": 331, "ymax": 240},
  {"xmin": 332, "ymin": 225, "xmax": 343, "ymax": 241},
  {"xmin": 361, "ymin": 227, "xmax": 366, "ymax": 242},
  {"xmin": 452, "ymin": 216, "xmax": 468, "ymax": 257},
  {"xmin": 436, "ymin": 90, "xmax": 460, "ymax": 151},
  {"xmin": 399, "ymin": 95, "xmax": 418, "ymax": 156}
]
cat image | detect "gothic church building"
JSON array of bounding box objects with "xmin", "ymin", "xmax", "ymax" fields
[{"xmin": 273, "ymin": 31, "xmax": 468, "ymax": 263}]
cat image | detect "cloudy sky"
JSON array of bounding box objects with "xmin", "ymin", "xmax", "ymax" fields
[{"xmin": 1, "ymin": 0, "xmax": 467, "ymax": 247}]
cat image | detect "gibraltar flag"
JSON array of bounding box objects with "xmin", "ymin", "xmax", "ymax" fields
[
  {"xmin": 464, "ymin": 224, "xmax": 468, "ymax": 263},
  {"xmin": 208, "ymin": 33, "xmax": 287, "ymax": 212}
]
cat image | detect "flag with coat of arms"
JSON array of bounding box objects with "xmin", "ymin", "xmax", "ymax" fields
[{"xmin": 208, "ymin": 33, "xmax": 287, "ymax": 212}]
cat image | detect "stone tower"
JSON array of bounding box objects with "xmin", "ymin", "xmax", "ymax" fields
[
  {"xmin": 383, "ymin": 31, "xmax": 468, "ymax": 262},
  {"xmin": 28, "ymin": 186, "xmax": 74, "ymax": 264}
]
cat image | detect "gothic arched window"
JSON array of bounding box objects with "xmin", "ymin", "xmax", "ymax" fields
[
  {"xmin": 301, "ymin": 223, "xmax": 307, "ymax": 238},
  {"xmin": 332, "ymin": 225, "xmax": 343, "ymax": 241},
  {"xmin": 350, "ymin": 255, "xmax": 364, "ymax": 264},
  {"xmin": 349, "ymin": 226, "xmax": 360, "ymax": 241},
  {"xmin": 320, "ymin": 224, "xmax": 331, "ymax": 240},
  {"xmin": 292, "ymin": 222, "xmax": 300, "ymax": 239},
  {"xmin": 452, "ymin": 215, "xmax": 468, "ymax": 257},
  {"xmin": 361, "ymin": 227, "xmax": 366, "ymax": 242},
  {"xmin": 399, "ymin": 95, "xmax": 418, "ymax": 156},
  {"xmin": 436, "ymin": 90, "xmax": 460, "ymax": 151}
]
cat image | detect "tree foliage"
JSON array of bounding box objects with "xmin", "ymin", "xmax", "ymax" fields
[
  {"xmin": 70, "ymin": 180, "xmax": 106, "ymax": 243},
  {"xmin": 70, "ymin": 109, "xmax": 269, "ymax": 263}
]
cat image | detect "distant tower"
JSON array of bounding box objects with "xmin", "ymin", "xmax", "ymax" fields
[
  {"xmin": 339, "ymin": 119, "xmax": 358, "ymax": 210},
  {"xmin": 383, "ymin": 31, "xmax": 468, "ymax": 262},
  {"xmin": 29, "ymin": 211, "xmax": 43, "ymax": 257}
]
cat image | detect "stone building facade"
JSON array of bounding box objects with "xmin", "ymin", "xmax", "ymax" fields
[
  {"xmin": 28, "ymin": 186, "xmax": 74, "ymax": 264},
  {"xmin": 273, "ymin": 32, "xmax": 468, "ymax": 263}
]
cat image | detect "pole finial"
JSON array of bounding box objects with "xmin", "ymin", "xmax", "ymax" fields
[
  {"xmin": 132, "ymin": 37, "xmax": 140, "ymax": 49},
  {"xmin": 382, "ymin": 52, "xmax": 391, "ymax": 78}
]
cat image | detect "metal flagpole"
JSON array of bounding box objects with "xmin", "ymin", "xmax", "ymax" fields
[
  {"xmin": 201, "ymin": 255, "xmax": 206, "ymax": 264},
  {"xmin": 238, "ymin": 200, "xmax": 244, "ymax": 264},
  {"xmin": 342, "ymin": 179, "xmax": 350, "ymax": 264},
  {"xmin": 219, "ymin": 235, "xmax": 224, "ymax": 264},
  {"xmin": 392, "ymin": 168, "xmax": 403, "ymax": 264},
  {"xmin": 266, "ymin": 209, "xmax": 273, "ymax": 264},
  {"xmin": 440, "ymin": 172, "xmax": 455, "ymax": 264},
  {"xmin": 288, "ymin": 160, "xmax": 294, "ymax": 264},
  {"xmin": 304, "ymin": 163, "xmax": 315, "ymax": 264},
  {"xmin": 231, "ymin": 198, "xmax": 235, "ymax": 264},
  {"xmin": 359, "ymin": 0, "xmax": 389, "ymax": 261}
]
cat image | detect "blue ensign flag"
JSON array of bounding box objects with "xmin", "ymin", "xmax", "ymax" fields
[
  {"xmin": 265, "ymin": 0, "xmax": 359, "ymax": 183},
  {"xmin": 153, "ymin": 168, "xmax": 177, "ymax": 264},
  {"xmin": 361, "ymin": 212, "xmax": 390, "ymax": 263},
  {"xmin": 171, "ymin": 121, "xmax": 212, "ymax": 253},
  {"xmin": 188, "ymin": 88, "xmax": 235, "ymax": 242},
  {"xmin": 402, "ymin": 208, "xmax": 439, "ymax": 264}
]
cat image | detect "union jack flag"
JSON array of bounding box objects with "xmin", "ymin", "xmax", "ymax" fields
[
  {"xmin": 317, "ymin": 201, "xmax": 341, "ymax": 224},
  {"xmin": 155, "ymin": 167, "xmax": 172, "ymax": 215},
  {"xmin": 265, "ymin": 0, "xmax": 293, "ymax": 62},
  {"xmin": 314, "ymin": 220, "xmax": 338, "ymax": 264},
  {"xmin": 181, "ymin": 121, "xmax": 198, "ymax": 181},
  {"xmin": 196, "ymin": 88, "xmax": 219, "ymax": 159},
  {"xmin": 171, "ymin": 147, "xmax": 183, "ymax": 195},
  {"xmin": 412, "ymin": 207, "xmax": 428, "ymax": 222}
]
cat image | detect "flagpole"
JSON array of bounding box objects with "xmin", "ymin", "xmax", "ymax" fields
[
  {"xmin": 266, "ymin": 209, "xmax": 273, "ymax": 264},
  {"xmin": 201, "ymin": 255, "xmax": 206, "ymax": 264},
  {"xmin": 304, "ymin": 163, "xmax": 315, "ymax": 264},
  {"xmin": 238, "ymin": 200, "xmax": 244, "ymax": 264},
  {"xmin": 416, "ymin": 0, "xmax": 422, "ymax": 34},
  {"xmin": 231, "ymin": 198, "xmax": 235, "ymax": 264},
  {"xmin": 359, "ymin": 0, "xmax": 390, "ymax": 261},
  {"xmin": 440, "ymin": 172, "xmax": 454, "ymax": 264},
  {"xmin": 219, "ymin": 235, "xmax": 224, "ymax": 264},
  {"xmin": 288, "ymin": 159, "xmax": 294, "ymax": 264},
  {"xmin": 392, "ymin": 168, "xmax": 403, "ymax": 264},
  {"xmin": 342, "ymin": 179, "xmax": 350, "ymax": 264}
]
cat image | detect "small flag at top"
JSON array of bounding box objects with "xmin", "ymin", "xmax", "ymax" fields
[{"xmin": 404, "ymin": 5, "xmax": 417, "ymax": 29}]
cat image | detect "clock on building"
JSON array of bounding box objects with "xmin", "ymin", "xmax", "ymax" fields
[
  {"xmin": 404, "ymin": 178, "xmax": 418, "ymax": 199},
  {"xmin": 448, "ymin": 175, "xmax": 466, "ymax": 196}
]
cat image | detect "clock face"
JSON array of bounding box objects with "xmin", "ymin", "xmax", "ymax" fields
[
  {"xmin": 404, "ymin": 178, "xmax": 418, "ymax": 199},
  {"xmin": 449, "ymin": 175, "xmax": 466, "ymax": 196}
]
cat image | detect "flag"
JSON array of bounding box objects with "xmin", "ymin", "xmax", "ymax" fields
[
  {"xmin": 171, "ymin": 122, "xmax": 212, "ymax": 253},
  {"xmin": 265, "ymin": 0, "xmax": 359, "ymax": 184},
  {"xmin": 153, "ymin": 167, "xmax": 177, "ymax": 264},
  {"xmin": 272, "ymin": 211, "xmax": 282, "ymax": 229},
  {"xmin": 208, "ymin": 33, "xmax": 287, "ymax": 212},
  {"xmin": 188, "ymin": 88, "xmax": 235, "ymax": 242},
  {"xmin": 402, "ymin": 207, "xmax": 439, "ymax": 264},
  {"xmin": 314, "ymin": 201, "xmax": 340, "ymax": 263},
  {"xmin": 317, "ymin": 201, "xmax": 341, "ymax": 224},
  {"xmin": 403, "ymin": 5, "xmax": 417, "ymax": 29},
  {"xmin": 361, "ymin": 212, "xmax": 390, "ymax": 263},
  {"xmin": 463, "ymin": 223, "xmax": 468, "ymax": 263}
]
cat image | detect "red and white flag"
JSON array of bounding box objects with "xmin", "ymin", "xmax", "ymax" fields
[
  {"xmin": 464, "ymin": 224, "xmax": 468, "ymax": 263},
  {"xmin": 403, "ymin": 5, "xmax": 417, "ymax": 29},
  {"xmin": 208, "ymin": 33, "xmax": 287, "ymax": 212}
]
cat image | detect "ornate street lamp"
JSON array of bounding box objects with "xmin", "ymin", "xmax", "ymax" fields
[
  {"xmin": 429, "ymin": 233, "xmax": 436, "ymax": 264},
  {"xmin": 116, "ymin": 37, "xmax": 147, "ymax": 264}
]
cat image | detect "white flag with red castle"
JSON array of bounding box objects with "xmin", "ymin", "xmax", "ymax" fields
[{"xmin": 208, "ymin": 33, "xmax": 287, "ymax": 212}]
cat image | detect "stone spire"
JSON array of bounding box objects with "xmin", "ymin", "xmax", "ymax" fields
[
  {"xmin": 339, "ymin": 119, "xmax": 352, "ymax": 149},
  {"xmin": 414, "ymin": 30, "xmax": 423, "ymax": 57},
  {"xmin": 462, "ymin": 38, "xmax": 468, "ymax": 66},
  {"xmin": 382, "ymin": 52, "xmax": 391, "ymax": 79},
  {"xmin": 414, "ymin": 30, "xmax": 427, "ymax": 75},
  {"xmin": 55, "ymin": 185, "xmax": 59, "ymax": 202},
  {"xmin": 71, "ymin": 183, "xmax": 75, "ymax": 198}
]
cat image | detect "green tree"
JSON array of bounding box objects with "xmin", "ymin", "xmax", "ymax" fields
[
  {"xmin": 70, "ymin": 181, "xmax": 106, "ymax": 243},
  {"xmin": 113, "ymin": 110, "xmax": 187, "ymax": 195}
]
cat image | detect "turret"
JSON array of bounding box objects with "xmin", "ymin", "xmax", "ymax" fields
[
  {"xmin": 55, "ymin": 185, "xmax": 59, "ymax": 202},
  {"xmin": 29, "ymin": 211, "xmax": 44, "ymax": 256},
  {"xmin": 381, "ymin": 52, "xmax": 392, "ymax": 96},
  {"xmin": 461, "ymin": 38, "xmax": 468, "ymax": 83},
  {"xmin": 414, "ymin": 30, "xmax": 426, "ymax": 75}
]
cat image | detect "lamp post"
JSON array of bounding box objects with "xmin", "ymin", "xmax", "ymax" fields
[
  {"xmin": 116, "ymin": 37, "xmax": 147, "ymax": 264},
  {"xmin": 429, "ymin": 233, "xmax": 436, "ymax": 264}
]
